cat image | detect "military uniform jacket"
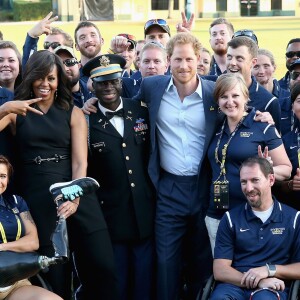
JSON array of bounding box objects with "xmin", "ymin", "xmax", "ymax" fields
[{"xmin": 88, "ymin": 98, "xmax": 155, "ymax": 242}]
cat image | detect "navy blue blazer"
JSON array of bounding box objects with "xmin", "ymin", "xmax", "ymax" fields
[{"xmin": 134, "ymin": 75, "xmax": 221, "ymax": 192}]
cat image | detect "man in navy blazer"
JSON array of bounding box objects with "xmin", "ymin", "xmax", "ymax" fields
[{"xmin": 134, "ymin": 32, "xmax": 221, "ymax": 300}]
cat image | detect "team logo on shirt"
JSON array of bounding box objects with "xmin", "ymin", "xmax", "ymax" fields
[
  {"xmin": 134, "ymin": 118, "xmax": 148, "ymax": 132},
  {"xmin": 240, "ymin": 132, "xmax": 253, "ymax": 138},
  {"xmin": 12, "ymin": 207, "xmax": 19, "ymax": 214},
  {"xmin": 270, "ymin": 228, "xmax": 285, "ymax": 235}
]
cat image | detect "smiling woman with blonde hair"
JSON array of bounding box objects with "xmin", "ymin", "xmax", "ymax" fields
[{"xmin": 204, "ymin": 73, "xmax": 292, "ymax": 253}]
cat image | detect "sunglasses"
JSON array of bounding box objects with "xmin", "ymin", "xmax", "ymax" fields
[
  {"xmin": 43, "ymin": 41, "xmax": 61, "ymax": 50},
  {"xmin": 291, "ymin": 71, "xmax": 300, "ymax": 80},
  {"xmin": 233, "ymin": 30, "xmax": 258, "ymax": 44},
  {"xmin": 144, "ymin": 19, "xmax": 168, "ymax": 31},
  {"xmin": 63, "ymin": 58, "xmax": 78, "ymax": 67},
  {"xmin": 286, "ymin": 51, "xmax": 300, "ymax": 58}
]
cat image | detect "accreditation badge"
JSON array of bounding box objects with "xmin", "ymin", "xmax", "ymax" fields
[{"xmin": 213, "ymin": 180, "xmax": 229, "ymax": 210}]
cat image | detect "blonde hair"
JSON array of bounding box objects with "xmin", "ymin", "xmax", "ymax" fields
[
  {"xmin": 166, "ymin": 33, "xmax": 202, "ymax": 57},
  {"xmin": 214, "ymin": 73, "xmax": 249, "ymax": 103}
]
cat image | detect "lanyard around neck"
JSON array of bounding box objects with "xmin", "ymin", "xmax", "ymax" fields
[{"xmin": 214, "ymin": 116, "xmax": 245, "ymax": 180}]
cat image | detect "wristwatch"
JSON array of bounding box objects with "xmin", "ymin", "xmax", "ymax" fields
[{"xmin": 266, "ymin": 263, "xmax": 277, "ymax": 277}]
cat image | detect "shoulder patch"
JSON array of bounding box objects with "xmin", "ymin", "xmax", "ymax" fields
[{"xmin": 141, "ymin": 101, "xmax": 147, "ymax": 108}]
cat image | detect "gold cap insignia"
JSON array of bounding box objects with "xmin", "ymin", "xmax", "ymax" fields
[{"xmin": 99, "ymin": 56, "xmax": 110, "ymax": 67}]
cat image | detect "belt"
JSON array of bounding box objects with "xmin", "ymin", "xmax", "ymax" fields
[{"xmin": 25, "ymin": 154, "xmax": 70, "ymax": 165}]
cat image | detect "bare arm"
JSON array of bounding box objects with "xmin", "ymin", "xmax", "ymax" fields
[
  {"xmin": 258, "ymin": 145, "xmax": 292, "ymax": 181},
  {"xmin": 57, "ymin": 107, "xmax": 88, "ymax": 218},
  {"xmin": 0, "ymin": 211, "xmax": 39, "ymax": 252}
]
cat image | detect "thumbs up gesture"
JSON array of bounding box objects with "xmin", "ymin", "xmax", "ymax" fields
[{"xmin": 292, "ymin": 168, "xmax": 300, "ymax": 191}]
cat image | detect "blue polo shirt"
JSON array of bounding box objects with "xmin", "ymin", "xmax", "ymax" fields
[
  {"xmin": 279, "ymin": 95, "xmax": 296, "ymax": 136},
  {"xmin": 0, "ymin": 195, "xmax": 28, "ymax": 243},
  {"xmin": 214, "ymin": 199, "xmax": 300, "ymax": 273},
  {"xmin": 209, "ymin": 56, "xmax": 223, "ymax": 76},
  {"xmin": 248, "ymin": 76, "xmax": 281, "ymax": 132},
  {"xmin": 278, "ymin": 71, "xmax": 290, "ymax": 91},
  {"xmin": 207, "ymin": 108, "xmax": 282, "ymax": 219},
  {"xmin": 122, "ymin": 77, "xmax": 141, "ymax": 98}
]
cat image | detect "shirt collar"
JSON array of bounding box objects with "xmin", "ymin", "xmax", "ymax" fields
[
  {"xmin": 98, "ymin": 97, "xmax": 123, "ymax": 115},
  {"xmin": 245, "ymin": 197, "xmax": 283, "ymax": 223},
  {"xmin": 166, "ymin": 75, "xmax": 203, "ymax": 98}
]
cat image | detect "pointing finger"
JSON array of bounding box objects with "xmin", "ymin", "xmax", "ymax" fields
[
  {"xmin": 26, "ymin": 106, "xmax": 44, "ymax": 115},
  {"xmin": 25, "ymin": 98, "xmax": 43, "ymax": 105}
]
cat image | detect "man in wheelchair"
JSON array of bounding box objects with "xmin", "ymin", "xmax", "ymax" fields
[{"xmin": 210, "ymin": 157, "xmax": 300, "ymax": 300}]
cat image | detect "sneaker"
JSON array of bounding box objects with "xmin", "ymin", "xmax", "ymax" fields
[{"xmin": 49, "ymin": 177, "xmax": 100, "ymax": 201}]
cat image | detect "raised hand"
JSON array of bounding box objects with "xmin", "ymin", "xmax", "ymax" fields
[
  {"xmin": 28, "ymin": 11, "xmax": 58, "ymax": 38},
  {"xmin": 3, "ymin": 98, "xmax": 44, "ymax": 116},
  {"xmin": 258, "ymin": 145, "xmax": 273, "ymax": 165},
  {"xmin": 110, "ymin": 36, "xmax": 131, "ymax": 54},
  {"xmin": 176, "ymin": 11, "xmax": 195, "ymax": 33}
]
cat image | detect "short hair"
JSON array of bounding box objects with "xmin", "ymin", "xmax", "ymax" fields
[
  {"xmin": 227, "ymin": 36, "xmax": 258, "ymax": 58},
  {"xmin": 140, "ymin": 41, "xmax": 167, "ymax": 62},
  {"xmin": 166, "ymin": 33, "xmax": 202, "ymax": 57},
  {"xmin": 0, "ymin": 31, "xmax": 3, "ymax": 41},
  {"xmin": 209, "ymin": 18, "xmax": 234, "ymax": 36},
  {"xmin": 240, "ymin": 157, "xmax": 274, "ymax": 178},
  {"xmin": 50, "ymin": 27, "xmax": 73, "ymax": 48},
  {"xmin": 291, "ymin": 81, "xmax": 300, "ymax": 104},
  {"xmin": 257, "ymin": 48, "xmax": 276, "ymax": 67},
  {"xmin": 0, "ymin": 155, "xmax": 13, "ymax": 181},
  {"xmin": 214, "ymin": 73, "xmax": 249, "ymax": 103},
  {"xmin": 286, "ymin": 38, "xmax": 300, "ymax": 49},
  {"xmin": 74, "ymin": 21, "xmax": 101, "ymax": 44}
]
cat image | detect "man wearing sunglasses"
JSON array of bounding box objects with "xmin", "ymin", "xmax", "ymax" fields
[
  {"xmin": 278, "ymin": 38, "xmax": 300, "ymax": 91},
  {"xmin": 21, "ymin": 12, "xmax": 73, "ymax": 68},
  {"xmin": 54, "ymin": 46, "xmax": 92, "ymax": 108}
]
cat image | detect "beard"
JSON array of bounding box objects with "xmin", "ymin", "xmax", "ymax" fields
[
  {"xmin": 213, "ymin": 47, "xmax": 227, "ymax": 56},
  {"xmin": 79, "ymin": 43, "xmax": 101, "ymax": 59}
]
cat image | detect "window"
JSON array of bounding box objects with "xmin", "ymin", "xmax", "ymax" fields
[
  {"xmin": 151, "ymin": 0, "xmax": 179, "ymax": 10},
  {"xmin": 217, "ymin": 0, "xmax": 227, "ymax": 11},
  {"xmin": 271, "ymin": 0, "xmax": 282, "ymax": 10}
]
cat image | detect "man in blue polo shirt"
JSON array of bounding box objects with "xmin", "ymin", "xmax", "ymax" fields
[
  {"xmin": 227, "ymin": 37, "xmax": 282, "ymax": 132},
  {"xmin": 211, "ymin": 157, "xmax": 300, "ymax": 300}
]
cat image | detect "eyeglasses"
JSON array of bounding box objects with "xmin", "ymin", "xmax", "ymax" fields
[
  {"xmin": 117, "ymin": 33, "xmax": 136, "ymax": 41},
  {"xmin": 233, "ymin": 30, "xmax": 258, "ymax": 44},
  {"xmin": 144, "ymin": 19, "xmax": 168, "ymax": 32},
  {"xmin": 286, "ymin": 51, "xmax": 300, "ymax": 58},
  {"xmin": 63, "ymin": 58, "xmax": 78, "ymax": 67},
  {"xmin": 291, "ymin": 71, "xmax": 300, "ymax": 80},
  {"xmin": 43, "ymin": 41, "xmax": 61, "ymax": 50}
]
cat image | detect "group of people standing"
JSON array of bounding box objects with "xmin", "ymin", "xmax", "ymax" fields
[{"xmin": 0, "ymin": 10, "xmax": 299, "ymax": 300}]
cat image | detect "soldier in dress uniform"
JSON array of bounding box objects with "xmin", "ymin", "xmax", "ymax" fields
[{"xmin": 82, "ymin": 54, "xmax": 155, "ymax": 300}]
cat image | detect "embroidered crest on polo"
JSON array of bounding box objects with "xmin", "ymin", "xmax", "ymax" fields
[
  {"xmin": 271, "ymin": 228, "xmax": 285, "ymax": 235},
  {"xmin": 210, "ymin": 106, "xmax": 215, "ymax": 111},
  {"xmin": 99, "ymin": 56, "xmax": 110, "ymax": 67},
  {"xmin": 240, "ymin": 132, "xmax": 253, "ymax": 138}
]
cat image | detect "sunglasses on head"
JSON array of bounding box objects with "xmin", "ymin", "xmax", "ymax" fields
[
  {"xmin": 286, "ymin": 51, "xmax": 300, "ymax": 58},
  {"xmin": 43, "ymin": 41, "xmax": 61, "ymax": 50},
  {"xmin": 291, "ymin": 71, "xmax": 300, "ymax": 80},
  {"xmin": 144, "ymin": 19, "xmax": 168, "ymax": 31},
  {"xmin": 233, "ymin": 30, "xmax": 258, "ymax": 43},
  {"xmin": 63, "ymin": 58, "xmax": 78, "ymax": 67}
]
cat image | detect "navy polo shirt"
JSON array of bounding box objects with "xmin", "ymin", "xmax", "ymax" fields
[
  {"xmin": 279, "ymin": 96, "xmax": 295, "ymax": 136},
  {"xmin": 214, "ymin": 199, "xmax": 300, "ymax": 273},
  {"xmin": 131, "ymin": 70, "xmax": 142, "ymax": 80},
  {"xmin": 209, "ymin": 56, "xmax": 223, "ymax": 76},
  {"xmin": 72, "ymin": 79, "xmax": 93, "ymax": 108},
  {"xmin": 122, "ymin": 77, "xmax": 141, "ymax": 98},
  {"xmin": 272, "ymin": 79, "xmax": 290, "ymax": 99},
  {"xmin": 0, "ymin": 195, "xmax": 28, "ymax": 243},
  {"xmin": 248, "ymin": 76, "xmax": 281, "ymax": 132},
  {"xmin": 278, "ymin": 71, "xmax": 290, "ymax": 91},
  {"xmin": 283, "ymin": 126, "xmax": 300, "ymax": 178},
  {"xmin": 207, "ymin": 108, "xmax": 282, "ymax": 219}
]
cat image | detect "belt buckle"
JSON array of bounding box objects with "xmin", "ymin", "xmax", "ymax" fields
[
  {"xmin": 54, "ymin": 154, "xmax": 60, "ymax": 163},
  {"xmin": 34, "ymin": 156, "xmax": 42, "ymax": 165}
]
